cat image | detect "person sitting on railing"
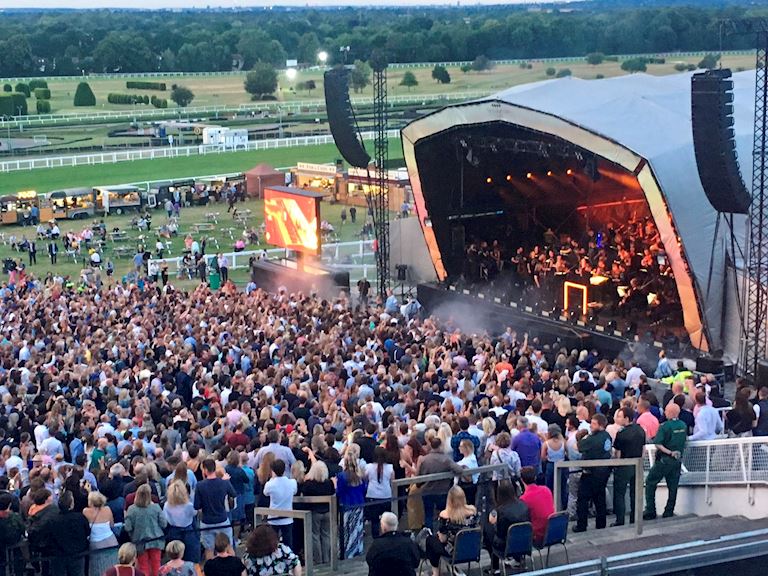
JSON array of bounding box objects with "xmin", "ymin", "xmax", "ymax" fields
[
  {"xmin": 424, "ymin": 485, "xmax": 478, "ymax": 576},
  {"xmin": 366, "ymin": 511, "xmax": 420, "ymax": 576}
]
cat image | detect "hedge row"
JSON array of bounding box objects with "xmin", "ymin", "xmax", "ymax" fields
[
  {"xmin": 108, "ymin": 93, "xmax": 150, "ymax": 105},
  {"xmin": 28, "ymin": 79, "xmax": 48, "ymax": 90},
  {"xmin": 34, "ymin": 88, "xmax": 51, "ymax": 100},
  {"xmin": 36, "ymin": 99, "xmax": 51, "ymax": 114},
  {"xmin": 150, "ymin": 95, "xmax": 168, "ymax": 109},
  {"xmin": 0, "ymin": 93, "xmax": 28, "ymax": 117},
  {"xmin": 14, "ymin": 83, "xmax": 30, "ymax": 97},
  {"xmin": 3, "ymin": 84, "xmax": 12, "ymax": 93},
  {"xmin": 126, "ymin": 81, "xmax": 166, "ymax": 91}
]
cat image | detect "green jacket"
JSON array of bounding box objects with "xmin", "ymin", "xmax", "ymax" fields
[
  {"xmin": 654, "ymin": 419, "xmax": 687, "ymax": 455},
  {"xmin": 577, "ymin": 430, "xmax": 612, "ymax": 460},
  {"xmin": 124, "ymin": 503, "xmax": 168, "ymax": 551}
]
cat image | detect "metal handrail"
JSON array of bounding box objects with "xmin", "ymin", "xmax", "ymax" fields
[
  {"xmin": 293, "ymin": 495, "xmax": 339, "ymax": 571},
  {"xmin": 253, "ymin": 507, "xmax": 314, "ymax": 576},
  {"xmin": 553, "ymin": 457, "xmax": 645, "ymax": 535}
]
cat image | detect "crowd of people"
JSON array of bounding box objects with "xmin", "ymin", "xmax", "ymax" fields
[
  {"xmin": 0, "ymin": 260, "xmax": 761, "ymax": 576},
  {"xmin": 462, "ymin": 214, "xmax": 684, "ymax": 338}
]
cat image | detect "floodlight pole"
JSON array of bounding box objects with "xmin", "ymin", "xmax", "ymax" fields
[{"xmin": 371, "ymin": 51, "xmax": 390, "ymax": 298}]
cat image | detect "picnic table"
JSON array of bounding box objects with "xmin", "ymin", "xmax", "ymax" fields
[
  {"xmin": 109, "ymin": 230, "xmax": 129, "ymax": 242},
  {"xmin": 205, "ymin": 212, "xmax": 220, "ymax": 224},
  {"xmin": 222, "ymin": 228, "xmax": 237, "ymax": 240},
  {"xmin": 113, "ymin": 245, "xmax": 134, "ymax": 259},
  {"xmin": 234, "ymin": 214, "xmax": 250, "ymax": 226},
  {"xmin": 191, "ymin": 223, "xmax": 216, "ymax": 234}
]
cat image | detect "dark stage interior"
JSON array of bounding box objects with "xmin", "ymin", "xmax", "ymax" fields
[{"xmin": 413, "ymin": 122, "xmax": 687, "ymax": 346}]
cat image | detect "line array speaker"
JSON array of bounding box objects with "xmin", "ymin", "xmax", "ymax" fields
[
  {"xmin": 691, "ymin": 68, "xmax": 751, "ymax": 214},
  {"xmin": 324, "ymin": 67, "xmax": 371, "ymax": 169}
]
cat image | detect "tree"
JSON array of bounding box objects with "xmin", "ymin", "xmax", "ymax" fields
[
  {"xmin": 73, "ymin": 82, "xmax": 96, "ymax": 107},
  {"xmin": 556, "ymin": 68, "xmax": 572, "ymax": 78},
  {"xmin": 400, "ymin": 71, "xmax": 418, "ymax": 91},
  {"xmin": 350, "ymin": 60, "xmax": 372, "ymax": 93},
  {"xmin": 0, "ymin": 35, "xmax": 34, "ymax": 77},
  {"xmin": 2, "ymin": 84, "xmax": 11, "ymax": 93},
  {"xmin": 586, "ymin": 52, "xmax": 605, "ymax": 65},
  {"xmin": 472, "ymin": 55, "xmax": 493, "ymax": 72},
  {"xmin": 244, "ymin": 63, "xmax": 278, "ymax": 100},
  {"xmin": 460, "ymin": 64, "xmax": 472, "ymax": 74},
  {"xmin": 304, "ymin": 79, "xmax": 316, "ymax": 95},
  {"xmin": 431, "ymin": 64, "xmax": 451, "ymax": 84},
  {"xmin": 170, "ymin": 85, "xmax": 195, "ymax": 108},
  {"xmin": 237, "ymin": 31, "xmax": 286, "ymax": 69},
  {"xmin": 674, "ymin": 62, "xmax": 689, "ymax": 72},
  {"xmin": 297, "ymin": 32, "xmax": 321, "ymax": 65},
  {"xmin": 698, "ymin": 53, "xmax": 720, "ymax": 70},
  {"xmin": 621, "ymin": 57, "xmax": 647, "ymax": 73},
  {"xmin": 545, "ymin": 67, "xmax": 557, "ymax": 77},
  {"xmin": 93, "ymin": 32, "xmax": 155, "ymax": 73}
]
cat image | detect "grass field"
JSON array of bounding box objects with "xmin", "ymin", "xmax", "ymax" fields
[
  {"xmin": 34, "ymin": 53, "xmax": 757, "ymax": 115},
  {"xmin": 0, "ymin": 139, "xmax": 405, "ymax": 195},
  {"xmin": 2, "ymin": 198, "xmax": 371, "ymax": 287}
]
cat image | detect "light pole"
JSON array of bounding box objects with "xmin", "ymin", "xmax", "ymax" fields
[{"xmin": 339, "ymin": 46, "xmax": 350, "ymax": 65}]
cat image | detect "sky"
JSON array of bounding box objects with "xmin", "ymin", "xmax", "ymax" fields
[{"xmin": 2, "ymin": 0, "xmax": 557, "ymax": 8}]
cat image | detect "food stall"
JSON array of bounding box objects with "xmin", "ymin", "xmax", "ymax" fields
[
  {"xmin": 18, "ymin": 190, "xmax": 54, "ymax": 223},
  {"xmin": 93, "ymin": 185, "xmax": 143, "ymax": 215},
  {"xmin": 289, "ymin": 162, "xmax": 340, "ymax": 198},
  {"xmin": 150, "ymin": 179, "xmax": 196, "ymax": 207},
  {"xmin": 49, "ymin": 188, "xmax": 95, "ymax": 220},
  {"xmin": 344, "ymin": 167, "xmax": 411, "ymax": 210},
  {"xmin": 0, "ymin": 196, "xmax": 19, "ymax": 225}
]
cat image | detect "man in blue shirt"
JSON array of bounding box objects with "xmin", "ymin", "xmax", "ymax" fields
[
  {"xmin": 512, "ymin": 417, "xmax": 542, "ymax": 471},
  {"xmin": 451, "ymin": 417, "xmax": 481, "ymax": 461},
  {"xmin": 195, "ymin": 459, "xmax": 237, "ymax": 559}
]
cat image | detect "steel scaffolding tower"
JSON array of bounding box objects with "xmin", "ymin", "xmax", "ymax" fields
[
  {"xmin": 730, "ymin": 20, "xmax": 768, "ymax": 378},
  {"xmin": 371, "ymin": 52, "xmax": 390, "ymax": 297}
]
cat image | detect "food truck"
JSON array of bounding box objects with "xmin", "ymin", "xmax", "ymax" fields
[
  {"xmin": 93, "ymin": 185, "xmax": 143, "ymax": 215},
  {"xmin": 0, "ymin": 191, "xmax": 53, "ymax": 225},
  {"xmin": 49, "ymin": 188, "xmax": 95, "ymax": 220},
  {"xmin": 150, "ymin": 179, "xmax": 196, "ymax": 206}
]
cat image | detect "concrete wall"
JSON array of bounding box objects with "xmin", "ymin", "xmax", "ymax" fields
[{"xmin": 655, "ymin": 484, "xmax": 767, "ymax": 520}]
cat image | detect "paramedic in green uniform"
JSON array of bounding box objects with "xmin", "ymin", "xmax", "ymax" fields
[{"xmin": 644, "ymin": 403, "xmax": 688, "ymax": 520}]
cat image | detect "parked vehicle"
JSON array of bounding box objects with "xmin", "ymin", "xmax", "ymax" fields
[{"xmin": 50, "ymin": 188, "xmax": 95, "ymax": 220}]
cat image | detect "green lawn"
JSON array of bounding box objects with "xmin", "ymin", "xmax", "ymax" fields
[
  {"xmin": 0, "ymin": 138, "xmax": 404, "ymax": 195},
  {"xmin": 34, "ymin": 53, "xmax": 757, "ymax": 116},
  {"xmin": 3, "ymin": 199, "xmax": 372, "ymax": 286}
]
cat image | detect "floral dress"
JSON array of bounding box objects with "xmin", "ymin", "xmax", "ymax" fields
[{"xmin": 244, "ymin": 544, "xmax": 301, "ymax": 576}]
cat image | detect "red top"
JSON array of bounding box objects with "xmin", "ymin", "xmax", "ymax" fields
[{"xmin": 520, "ymin": 483, "xmax": 555, "ymax": 544}]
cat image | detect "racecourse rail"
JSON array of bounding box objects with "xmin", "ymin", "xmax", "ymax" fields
[
  {"xmin": 0, "ymin": 130, "xmax": 402, "ymax": 173},
  {"xmin": 0, "ymin": 90, "xmax": 492, "ymax": 129}
]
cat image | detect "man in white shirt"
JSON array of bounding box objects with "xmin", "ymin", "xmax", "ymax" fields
[
  {"xmin": 625, "ymin": 361, "xmax": 646, "ymax": 390},
  {"xmin": 264, "ymin": 459, "xmax": 298, "ymax": 549},
  {"xmin": 690, "ymin": 391, "xmax": 723, "ymax": 441}
]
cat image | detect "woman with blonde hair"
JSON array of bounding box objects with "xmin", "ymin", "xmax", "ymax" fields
[
  {"xmin": 336, "ymin": 449, "xmax": 367, "ymax": 558},
  {"xmin": 256, "ymin": 451, "xmax": 275, "ymax": 507},
  {"xmin": 437, "ymin": 422, "xmax": 453, "ymax": 455},
  {"xmin": 158, "ymin": 540, "xmax": 196, "ymax": 576},
  {"xmin": 163, "ymin": 480, "xmax": 200, "ymax": 564},
  {"xmin": 125, "ymin": 484, "xmax": 168, "ymax": 576},
  {"xmin": 104, "ymin": 543, "xmax": 142, "ymax": 576},
  {"xmin": 301, "ymin": 459, "xmax": 335, "ymax": 564},
  {"xmin": 424, "ymin": 486, "xmax": 478, "ymax": 576},
  {"xmin": 83, "ymin": 490, "xmax": 118, "ymax": 576}
]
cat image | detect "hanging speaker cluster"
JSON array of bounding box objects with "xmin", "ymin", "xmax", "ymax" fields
[
  {"xmin": 691, "ymin": 68, "xmax": 751, "ymax": 214},
  {"xmin": 324, "ymin": 67, "xmax": 371, "ymax": 169}
]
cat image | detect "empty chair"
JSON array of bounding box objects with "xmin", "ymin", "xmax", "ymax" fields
[
  {"xmin": 444, "ymin": 527, "xmax": 482, "ymax": 576},
  {"xmin": 534, "ymin": 511, "xmax": 569, "ymax": 568}
]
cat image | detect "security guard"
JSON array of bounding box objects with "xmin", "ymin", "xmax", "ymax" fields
[
  {"xmin": 574, "ymin": 413, "xmax": 613, "ymax": 532},
  {"xmin": 644, "ymin": 402, "xmax": 688, "ymax": 520}
]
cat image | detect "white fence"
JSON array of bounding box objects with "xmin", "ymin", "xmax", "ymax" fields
[
  {"xmin": 151, "ymin": 239, "xmax": 377, "ymax": 284},
  {"xmin": 0, "ymin": 130, "xmax": 401, "ymax": 173},
  {"xmin": 0, "ymin": 90, "xmax": 491, "ymax": 129}
]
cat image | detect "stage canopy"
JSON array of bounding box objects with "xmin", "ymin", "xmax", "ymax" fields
[{"xmin": 402, "ymin": 71, "xmax": 756, "ymax": 352}]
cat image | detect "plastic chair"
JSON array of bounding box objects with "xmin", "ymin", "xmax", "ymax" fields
[
  {"xmin": 496, "ymin": 522, "xmax": 534, "ymax": 575},
  {"xmin": 444, "ymin": 527, "xmax": 482, "ymax": 575},
  {"xmin": 534, "ymin": 511, "xmax": 569, "ymax": 568}
]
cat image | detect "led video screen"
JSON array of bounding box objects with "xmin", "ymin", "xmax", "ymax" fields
[{"xmin": 264, "ymin": 186, "xmax": 323, "ymax": 255}]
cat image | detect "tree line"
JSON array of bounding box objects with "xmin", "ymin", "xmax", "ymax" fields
[{"xmin": 0, "ymin": 4, "xmax": 764, "ymax": 78}]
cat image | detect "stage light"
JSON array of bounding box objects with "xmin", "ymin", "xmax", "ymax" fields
[
  {"xmin": 486, "ymin": 177, "xmax": 493, "ymax": 184},
  {"xmin": 547, "ymin": 170, "xmax": 553, "ymax": 177},
  {"xmin": 526, "ymin": 172, "xmax": 533, "ymax": 179},
  {"xmin": 506, "ymin": 174, "xmax": 513, "ymax": 182},
  {"xmin": 566, "ymin": 169, "xmax": 574, "ymax": 176},
  {"xmin": 317, "ymin": 51, "xmax": 329, "ymax": 64},
  {"xmin": 286, "ymin": 68, "xmax": 298, "ymax": 81}
]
